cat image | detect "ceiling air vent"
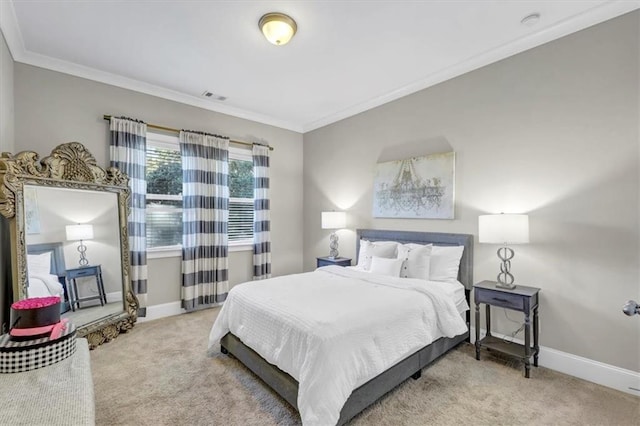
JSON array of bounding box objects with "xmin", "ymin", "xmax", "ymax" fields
[{"xmin": 201, "ymin": 91, "xmax": 227, "ymax": 101}]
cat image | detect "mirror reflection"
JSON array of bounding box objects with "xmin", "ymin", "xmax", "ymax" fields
[
  {"xmin": 1, "ymin": 141, "xmax": 137, "ymax": 348},
  {"xmin": 23, "ymin": 185, "xmax": 124, "ymax": 327}
]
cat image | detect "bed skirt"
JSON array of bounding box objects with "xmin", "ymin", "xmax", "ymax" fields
[{"xmin": 221, "ymin": 329, "xmax": 470, "ymax": 425}]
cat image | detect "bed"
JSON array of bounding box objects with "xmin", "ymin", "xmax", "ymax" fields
[
  {"xmin": 209, "ymin": 229, "xmax": 473, "ymax": 425},
  {"xmin": 26, "ymin": 242, "xmax": 69, "ymax": 312}
]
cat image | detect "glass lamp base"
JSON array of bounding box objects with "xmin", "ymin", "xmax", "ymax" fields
[
  {"xmin": 496, "ymin": 246, "xmax": 516, "ymax": 289},
  {"xmin": 328, "ymin": 232, "xmax": 339, "ymax": 259}
]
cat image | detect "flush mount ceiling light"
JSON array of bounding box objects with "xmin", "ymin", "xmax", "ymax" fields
[{"xmin": 259, "ymin": 12, "xmax": 297, "ymax": 46}]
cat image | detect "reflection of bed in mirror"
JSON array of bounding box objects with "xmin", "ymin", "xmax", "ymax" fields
[
  {"xmin": 26, "ymin": 241, "xmax": 125, "ymax": 326},
  {"xmin": 0, "ymin": 142, "xmax": 138, "ymax": 348},
  {"xmin": 26, "ymin": 242, "xmax": 68, "ymax": 312},
  {"xmin": 23, "ymin": 185, "xmax": 126, "ymax": 327}
]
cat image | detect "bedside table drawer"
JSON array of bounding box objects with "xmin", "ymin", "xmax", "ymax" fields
[
  {"xmin": 475, "ymin": 289, "xmax": 524, "ymax": 311},
  {"xmin": 68, "ymin": 267, "xmax": 99, "ymax": 278},
  {"xmin": 317, "ymin": 257, "xmax": 351, "ymax": 267}
]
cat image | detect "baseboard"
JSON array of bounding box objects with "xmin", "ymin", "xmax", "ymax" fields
[
  {"xmin": 132, "ymin": 309, "xmax": 639, "ymax": 396},
  {"xmin": 105, "ymin": 291, "xmax": 122, "ymax": 302},
  {"xmin": 470, "ymin": 326, "xmax": 640, "ymax": 396},
  {"xmin": 137, "ymin": 301, "xmax": 185, "ymax": 323}
]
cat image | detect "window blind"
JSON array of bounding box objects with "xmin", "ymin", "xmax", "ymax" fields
[{"xmin": 229, "ymin": 199, "xmax": 254, "ymax": 241}]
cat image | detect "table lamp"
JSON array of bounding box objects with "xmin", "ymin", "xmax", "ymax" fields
[
  {"xmin": 321, "ymin": 211, "xmax": 346, "ymax": 259},
  {"xmin": 478, "ymin": 213, "xmax": 529, "ymax": 289},
  {"xmin": 66, "ymin": 224, "xmax": 94, "ymax": 267}
]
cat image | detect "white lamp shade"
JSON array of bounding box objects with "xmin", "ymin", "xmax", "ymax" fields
[
  {"xmin": 478, "ymin": 214, "xmax": 529, "ymax": 244},
  {"xmin": 66, "ymin": 224, "xmax": 94, "ymax": 241},
  {"xmin": 321, "ymin": 211, "xmax": 346, "ymax": 230},
  {"xmin": 259, "ymin": 13, "xmax": 297, "ymax": 46}
]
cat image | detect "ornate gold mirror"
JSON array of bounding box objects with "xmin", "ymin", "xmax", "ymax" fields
[{"xmin": 0, "ymin": 142, "xmax": 137, "ymax": 348}]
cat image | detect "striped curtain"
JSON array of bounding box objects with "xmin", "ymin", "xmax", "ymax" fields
[
  {"xmin": 109, "ymin": 117, "xmax": 148, "ymax": 317},
  {"xmin": 180, "ymin": 130, "xmax": 230, "ymax": 311},
  {"xmin": 252, "ymin": 144, "xmax": 271, "ymax": 280}
]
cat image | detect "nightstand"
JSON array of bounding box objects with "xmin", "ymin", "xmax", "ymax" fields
[
  {"xmin": 57, "ymin": 275, "xmax": 71, "ymax": 314},
  {"xmin": 66, "ymin": 265, "xmax": 106, "ymax": 311},
  {"xmin": 474, "ymin": 280, "xmax": 540, "ymax": 378},
  {"xmin": 317, "ymin": 257, "xmax": 352, "ymax": 267}
]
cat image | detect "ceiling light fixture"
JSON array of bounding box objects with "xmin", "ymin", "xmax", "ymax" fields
[{"xmin": 259, "ymin": 12, "xmax": 297, "ymax": 46}]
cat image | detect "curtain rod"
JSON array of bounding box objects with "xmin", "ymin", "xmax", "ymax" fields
[{"xmin": 103, "ymin": 115, "xmax": 273, "ymax": 151}]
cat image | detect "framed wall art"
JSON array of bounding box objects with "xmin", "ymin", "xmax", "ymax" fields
[
  {"xmin": 24, "ymin": 185, "xmax": 41, "ymax": 234},
  {"xmin": 373, "ymin": 151, "xmax": 455, "ymax": 219}
]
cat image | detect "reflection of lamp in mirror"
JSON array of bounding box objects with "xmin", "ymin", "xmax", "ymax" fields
[
  {"xmin": 321, "ymin": 211, "xmax": 346, "ymax": 259},
  {"xmin": 479, "ymin": 213, "xmax": 529, "ymax": 289},
  {"xmin": 66, "ymin": 224, "xmax": 94, "ymax": 267}
]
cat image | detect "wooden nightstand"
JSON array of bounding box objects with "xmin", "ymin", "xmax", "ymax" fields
[
  {"xmin": 317, "ymin": 257, "xmax": 352, "ymax": 267},
  {"xmin": 474, "ymin": 280, "xmax": 540, "ymax": 378},
  {"xmin": 66, "ymin": 265, "xmax": 106, "ymax": 311}
]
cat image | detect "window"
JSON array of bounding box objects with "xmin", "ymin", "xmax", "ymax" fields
[
  {"xmin": 146, "ymin": 133, "xmax": 182, "ymax": 249},
  {"xmin": 145, "ymin": 133, "xmax": 254, "ymax": 251},
  {"xmin": 228, "ymin": 149, "xmax": 254, "ymax": 246}
]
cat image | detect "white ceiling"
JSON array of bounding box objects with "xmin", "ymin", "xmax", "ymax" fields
[{"xmin": 1, "ymin": 1, "xmax": 638, "ymax": 133}]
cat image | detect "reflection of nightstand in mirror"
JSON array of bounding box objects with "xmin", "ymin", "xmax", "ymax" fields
[
  {"xmin": 57, "ymin": 275, "xmax": 71, "ymax": 313},
  {"xmin": 66, "ymin": 265, "xmax": 106, "ymax": 311}
]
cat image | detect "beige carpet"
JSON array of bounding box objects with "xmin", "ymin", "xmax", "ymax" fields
[{"xmin": 91, "ymin": 308, "xmax": 639, "ymax": 425}]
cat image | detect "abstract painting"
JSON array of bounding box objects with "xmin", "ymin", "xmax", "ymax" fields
[{"xmin": 373, "ymin": 152, "xmax": 455, "ymax": 219}]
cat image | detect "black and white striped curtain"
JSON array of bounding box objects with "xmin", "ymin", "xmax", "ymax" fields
[
  {"xmin": 252, "ymin": 144, "xmax": 271, "ymax": 280},
  {"xmin": 109, "ymin": 117, "xmax": 148, "ymax": 317},
  {"xmin": 180, "ymin": 131, "xmax": 230, "ymax": 311}
]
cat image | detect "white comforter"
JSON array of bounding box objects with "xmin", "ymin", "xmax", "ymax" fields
[
  {"xmin": 28, "ymin": 273, "xmax": 64, "ymax": 299},
  {"xmin": 208, "ymin": 266, "xmax": 468, "ymax": 426}
]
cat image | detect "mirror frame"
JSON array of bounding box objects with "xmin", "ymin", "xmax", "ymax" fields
[{"xmin": 0, "ymin": 142, "xmax": 138, "ymax": 348}]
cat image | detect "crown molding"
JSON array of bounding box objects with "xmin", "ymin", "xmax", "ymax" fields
[
  {"xmin": 0, "ymin": 1, "xmax": 303, "ymax": 133},
  {"xmin": 301, "ymin": 0, "xmax": 640, "ymax": 132},
  {"xmin": 2, "ymin": 1, "xmax": 638, "ymax": 134},
  {"xmin": 0, "ymin": 0, "xmax": 25, "ymax": 62},
  {"xmin": 21, "ymin": 49, "xmax": 304, "ymax": 133}
]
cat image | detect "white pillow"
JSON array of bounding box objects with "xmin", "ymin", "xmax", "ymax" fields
[
  {"xmin": 397, "ymin": 244, "xmax": 432, "ymax": 280},
  {"xmin": 27, "ymin": 251, "xmax": 52, "ymax": 275},
  {"xmin": 369, "ymin": 256, "xmax": 404, "ymax": 277},
  {"xmin": 357, "ymin": 240, "xmax": 398, "ymax": 271},
  {"xmin": 429, "ymin": 245, "xmax": 465, "ymax": 282}
]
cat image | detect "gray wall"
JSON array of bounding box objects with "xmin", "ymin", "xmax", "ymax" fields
[
  {"xmin": 303, "ymin": 12, "xmax": 640, "ymax": 372},
  {"xmin": 5, "ymin": 10, "xmax": 639, "ymax": 373},
  {"xmin": 13, "ymin": 65, "xmax": 304, "ymax": 306},
  {"xmin": 0, "ymin": 30, "xmax": 14, "ymax": 332},
  {"xmin": 0, "ymin": 30, "xmax": 13, "ymax": 154}
]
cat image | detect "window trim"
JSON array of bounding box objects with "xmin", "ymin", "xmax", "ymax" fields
[{"xmin": 148, "ymin": 243, "xmax": 252, "ymax": 259}]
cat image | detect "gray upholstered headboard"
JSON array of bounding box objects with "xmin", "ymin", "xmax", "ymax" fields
[
  {"xmin": 27, "ymin": 242, "xmax": 66, "ymax": 278},
  {"xmin": 356, "ymin": 229, "xmax": 474, "ymax": 290}
]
